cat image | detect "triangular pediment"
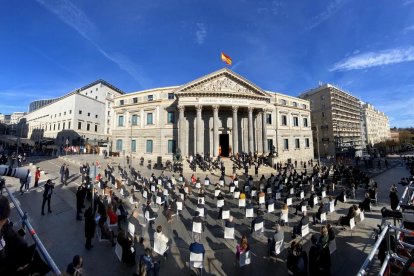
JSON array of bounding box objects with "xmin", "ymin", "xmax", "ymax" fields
[{"xmin": 174, "ymin": 68, "xmax": 269, "ymax": 98}]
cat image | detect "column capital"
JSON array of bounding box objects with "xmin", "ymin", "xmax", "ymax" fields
[
  {"xmin": 177, "ymin": 105, "xmax": 185, "ymax": 111},
  {"xmin": 232, "ymin": 106, "xmax": 238, "ymax": 113},
  {"xmin": 195, "ymin": 105, "xmax": 203, "ymax": 112},
  {"xmin": 248, "ymin": 106, "xmax": 254, "ymax": 113},
  {"xmin": 212, "ymin": 105, "xmax": 220, "ymax": 111},
  {"xmin": 261, "ymin": 108, "xmax": 269, "ymax": 114}
]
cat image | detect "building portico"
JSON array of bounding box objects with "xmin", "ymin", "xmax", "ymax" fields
[{"xmin": 111, "ymin": 68, "xmax": 314, "ymax": 164}]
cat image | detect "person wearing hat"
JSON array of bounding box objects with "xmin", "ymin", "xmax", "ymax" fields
[
  {"xmin": 34, "ymin": 167, "xmax": 41, "ymax": 188},
  {"xmin": 41, "ymin": 179, "xmax": 54, "ymax": 215}
]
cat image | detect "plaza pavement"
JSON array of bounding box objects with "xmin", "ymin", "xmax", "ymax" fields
[{"xmin": 2, "ymin": 153, "xmax": 411, "ymax": 275}]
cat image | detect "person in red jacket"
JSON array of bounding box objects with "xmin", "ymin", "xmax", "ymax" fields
[{"xmin": 34, "ymin": 167, "xmax": 41, "ymax": 187}]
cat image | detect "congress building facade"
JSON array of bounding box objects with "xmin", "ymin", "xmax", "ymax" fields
[{"xmin": 111, "ymin": 68, "xmax": 314, "ymax": 163}]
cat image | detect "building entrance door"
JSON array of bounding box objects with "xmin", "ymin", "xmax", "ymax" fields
[{"xmin": 219, "ymin": 134, "xmax": 229, "ymax": 157}]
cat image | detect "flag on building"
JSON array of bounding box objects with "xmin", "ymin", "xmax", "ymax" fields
[{"xmin": 221, "ymin": 52, "xmax": 232, "ymax": 65}]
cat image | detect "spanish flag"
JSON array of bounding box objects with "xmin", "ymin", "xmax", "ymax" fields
[{"xmin": 221, "ymin": 52, "xmax": 232, "ymax": 65}]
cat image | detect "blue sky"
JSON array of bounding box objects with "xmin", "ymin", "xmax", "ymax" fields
[{"xmin": 0, "ymin": 0, "xmax": 413, "ymax": 127}]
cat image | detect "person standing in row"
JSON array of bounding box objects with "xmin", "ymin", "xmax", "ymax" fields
[
  {"xmin": 84, "ymin": 207, "xmax": 95, "ymax": 250},
  {"xmin": 41, "ymin": 179, "xmax": 54, "ymax": 215}
]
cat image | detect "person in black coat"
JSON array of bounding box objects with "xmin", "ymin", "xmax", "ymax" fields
[
  {"xmin": 41, "ymin": 179, "xmax": 54, "ymax": 215},
  {"xmin": 309, "ymin": 235, "xmax": 322, "ymax": 276},
  {"xmin": 389, "ymin": 186, "xmax": 399, "ymax": 211},
  {"xmin": 76, "ymin": 185, "xmax": 86, "ymax": 220},
  {"xmin": 287, "ymin": 241, "xmax": 308, "ymax": 276},
  {"xmin": 84, "ymin": 207, "xmax": 96, "ymax": 250}
]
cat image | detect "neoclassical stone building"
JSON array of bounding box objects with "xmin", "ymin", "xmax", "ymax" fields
[{"xmin": 112, "ymin": 68, "xmax": 314, "ymax": 163}]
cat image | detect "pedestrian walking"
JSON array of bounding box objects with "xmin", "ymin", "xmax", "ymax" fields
[
  {"xmin": 41, "ymin": 179, "xmax": 54, "ymax": 215},
  {"xmin": 60, "ymin": 164, "xmax": 66, "ymax": 184},
  {"xmin": 34, "ymin": 167, "xmax": 41, "ymax": 187},
  {"xmin": 64, "ymin": 165, "xmax": 70, "ymax": 185},
  {"xmin": 24, "ymin": 169, "xmax": 31, "ymax": 191}
]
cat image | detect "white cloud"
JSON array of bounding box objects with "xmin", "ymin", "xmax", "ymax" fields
[
  {"xmin": 403, "ymin": 0, "xmax": 414, "ymax": 6},
  {"xmin": 403, "ymin": 25, "xmax": 414, "ymax": 34},
  {"xmin": 307, "ymin": 0, "xmax": 347, "ymax": 30},
  {"xmin": 330, "ymin": 47, "xmax": 414, "ymax": 71},
  {"xmin": 195, "ymin": 23, "xmax": 207, "ymax": 45},
  {"xmin": 36, "ymin": 0, "xmax": 149, "ymax": 87}
]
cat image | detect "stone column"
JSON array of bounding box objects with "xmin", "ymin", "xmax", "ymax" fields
[
  {"xmin": 213, "ymin": 105, "xmax": 219, "ymax": 157},
  {"xmin": 178, "ymin": 105, "xmax": 186, "ymax": 156},
  {"xmin": 196, "ymin": 105, "xmax": 203, "ymax": 155},
  {"xmin": 248, "ymin": 107, "xmax": 254, "ymax": 154},
  {"xmin": 232, "ymin": 106, "xmax": 238, "ymax": 156},
  {"xmin": 262, "ymin": 109, "xmax": 268, "ymax": 155}
]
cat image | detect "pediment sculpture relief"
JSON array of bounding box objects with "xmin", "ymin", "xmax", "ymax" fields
[{"xmin": 186, "ymin": 76, "xmax": 254, "ymax": 94}]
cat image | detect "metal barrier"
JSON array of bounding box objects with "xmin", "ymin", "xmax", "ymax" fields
[
  {"xmin": 357, "ymin": 181, "xmax": 414, "ymax": 275},
  {"xmin": 2, "ymin": 182, "xmax": 62, "ymax": 275}
]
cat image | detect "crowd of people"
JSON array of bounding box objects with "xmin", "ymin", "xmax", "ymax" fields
[{"xmin": 1, "ymin": 150, "xmax": 413, "ymax": 275}]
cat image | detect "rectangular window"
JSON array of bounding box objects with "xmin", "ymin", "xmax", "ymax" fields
[
  {"xmin": 168, "ymin": 140, "xmax": 176, "ymax": 154},
  {"xmin": 120, "ymin": 100, "xmax": 124, "ymax": 106},
  {"xmin": 146, "ymin": 140, "xmax": 153, "ymax": 153},
  {"xmin": 283, "ymin": 139, "xmax": 289, "ymax": 150},
  {"xmin": 147, "ymin": 113, "xmax": 153, "ymax": 125},
  {"xmin": 118, "ymin": 115, "xmax": 124, "ymax": 127},
  {"xmin": 53, "ymin": 124, "xmax": 56, "ymax": 131},
  {"xmin": 147, "ymin": 95, "xmax": 153, "ymax": 101},
  {"xmin": 49, "ymin": 124, "xmax": 51, "ymax": 130},
  {"xmin": 167, "ymin": 111, "xmax": 175, "ymax": 124},
  {"xmin": 87, "ymin": 112, "xmax": 90, "ymax": 117},
  {"xmin": 133, "ymin": 97, "xmax": 138, "ymax": 104},
  {"xmin": 68, "ymin": 121, "xmax": 71, "ymax": 129},
  {"xmin": 305, "ymin": 138, "xmax": 310, "ymax": 148},
  {"xmin": 168, "ymin": 93, "xmax": 174, "ymax": 100},
  {"xmin": 78, "ymin": 122, "xmax": 82, "ymax": 130},
  {"xmin": 322, "ymin": 112, "xmax": 325, "ymax": 117},
  {"xmin": 57, "ymin": 123, "xmax": 60, "ymax": 130},
  {"xmin": 116, "ymin": 139, "xmax": 123, "ymax": 151},
  {"xmin": 131, "ymin": 114, "xmax": 138, "ymax": 126},
  {"xmin": 95, "ymin": 114, "xmax": 98, "ymax": 118},
  {"xmin": 131, "ymin": 140, "xmax": 136, "ymax": 152},
  {"xmin": 295, "ymin": 138, "xmax": 300, "ymax": 149},
  {"xmin": 87, "ymin": 124, "xmax": 90, "ymax": 131},
  {"xmin": 293, "ymin": 117, "xmax": 299, "ymax": 127},
  {"xmin": 281, "ymin": 99, "xmax": 287, "ymax": 105},
  {"xmin": 64, "ymin": 111, "xmax": 66, "ymax": 115},
  {"xmin": 94, "ymin": 125, "xmax": 98, "ymax": 132},
  {"xmin": 302, "ymin": 104, "xmax": 307, "ymax": 109},
  {"xmin": 69, "ymin": 110, "xmax": 72, "ymax": 114},
  {"xmin": 293, "ymin": 102, "xmax": 298, "ymax": 107},
  {"xmin": 303, "ymin": 117, "xmax": 309, "ymax": 127},
  {"xmin": 79, "ymin": 110, "xmax": 82, "ymax": 115},
  {"xmin": 63, "ymin": 122, "xmax": 65, "ymax": 129},
  {"xmin": 266, "ymin": 114, "xmax": 272, "ymax": 124},
  {"xmin": 281, "ymin": 115, "xmax": 287, "ymax": 126},
  {"xmin": 267, "ymin": 139, "xmax": 273, "ymax": 152}
]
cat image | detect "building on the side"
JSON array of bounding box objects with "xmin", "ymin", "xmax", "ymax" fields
[
  {"xmin": 298, "ymin": 84, "xmax": 363, "ymax": 159},
  {"xmin": 111, "ymin": 68, "xmax": 314, "ymax": 163},
  {"xmin": 10, "ymin": 112, "xmax": 26, "ymax": 125},
  {"xmin": 361, "ymin": 103, "xmax": 391, "ymax": 146},
  {"xmin": 24, "ymin": 80, "xmax": 124, "ymax": 147},
  {"xmin": 0, "ymin": 114, "xmax": 11, "ymax": 124},
  {"xmin": 29, "ymin": 99, "xmax": 58, "ymax": 112},
  {"xmin": 0, "ymin": 112, "xmax": 26, "ymax": 124},
  {"xmin": 390, "ymin": 130, "xmax": 400, "ymax": 143}
]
